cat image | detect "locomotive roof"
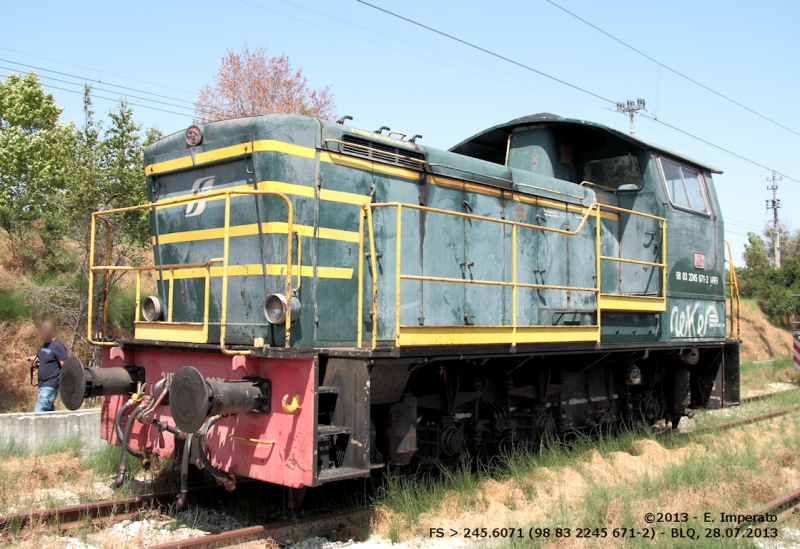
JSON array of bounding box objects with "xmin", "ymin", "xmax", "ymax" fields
[{"xmin": 450, "ymin": 114, "xmax": 723, "ymax": 174}]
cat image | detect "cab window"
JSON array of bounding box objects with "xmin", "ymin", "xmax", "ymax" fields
[
  {"xmin": 660, "ymin": 158, "xmax": 708, "ymax": 214},
  {"xmin": 583, "ymin": 154, "xmax": 644, "ymax": 191}
]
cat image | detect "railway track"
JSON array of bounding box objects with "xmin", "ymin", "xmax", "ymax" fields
[
  {"xmin": 744, "ymin": 486, "xmax": 800, "ymax": 523},
  {"xmin": 741, "ymin": 388, "xmax": 798, "ymax": 403},
  {"xmin": 713, "ymin": 404, "xmax": 800, "ymax": 432},
  {"xmin": 0, "ymin": 490, "xmax": 182, "ymax": 532},
  {"xmin": 3, "ymin": 401, "xmax": 798, "ymax": 547},
  {"xmin": 142, "ymin": 509, "xmax": 366, "ymax": 549},
  {"xmin": 0, "ymin": 487, "xmax": 365, "ymax": 549}
]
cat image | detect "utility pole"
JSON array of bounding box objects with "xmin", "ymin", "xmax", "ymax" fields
[
  {"xmin": 615, "ymin": 99, "xmax": 647, "ymax": 134},
  {"xmin": 766, "ymin": 171, "xmax": 782, "ymax": 267}
]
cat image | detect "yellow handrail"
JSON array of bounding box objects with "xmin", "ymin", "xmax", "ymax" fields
[
  {"xmin": 293, "ymin": 230, "xmax": 302, "ymax": 292},
  {"xmin": 724, "ymin": 239, "xmax": 741, "ymax": 341},
  {"xmin": 580, "ymin": 180, "xmax": 618, "ymax": 194},
  {"xmin": 394, "ymin": 204, "xmax": 403, "ymax": 344},
  {"xmin": 87, "ymin": 189, "xmax": 295, "ymax": 352},
  {"xmin": 356, "ymin": 200, "xmax": 667, "ymax": 348}
]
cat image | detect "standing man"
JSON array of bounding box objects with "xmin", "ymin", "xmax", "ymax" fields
[{"xmin": 28, "ymin": 320, "xmax": 68, "ymax": 412}]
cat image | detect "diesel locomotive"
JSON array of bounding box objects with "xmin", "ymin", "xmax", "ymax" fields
[{"xmin": 60, "ymin": 112, "xmax": 741, "ymax": 502}]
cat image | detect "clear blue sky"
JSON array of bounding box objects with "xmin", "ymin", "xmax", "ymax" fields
[{"xmin": 4, "ymin": 0, "xmax": 799, "ymax": 262}]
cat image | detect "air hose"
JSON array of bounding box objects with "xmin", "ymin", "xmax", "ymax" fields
[
  {"xmin": 177, "ymin": 433, "xmax": 193, "ymax": 508},
  {"xmin": 114, "ymin": 400, "xmax": 145, "ymax": 462},
  {"xmin": 114, "ymin": 403, "xmax": 145, "ymax": 487},
  {"xmin": 197, "ymin": 415, "xmax": 236, "ymax": 491}
]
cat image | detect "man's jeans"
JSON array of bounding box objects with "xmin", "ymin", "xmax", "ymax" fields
[{"xmin": 34, "ymin": 386, "xmax": 58, "ymax": 412}]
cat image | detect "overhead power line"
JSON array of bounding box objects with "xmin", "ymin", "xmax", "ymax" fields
[
  {"xmin": 356, "ymin": 1, "xmax": 800, "ymax": 184},
  {"xmin": 545, "ymin": 0, "xmax": 800, "ymax": 138},
  {"xmin": 645, "ymin": 116, "xmax": 800, "ymax": 184},
  {"xmin": 726, "ymin": 217, "xmax": 766, "ymax": 231},
  {"xmin": 0, "ymin": 65, "xmax": 195, "ymax": 112},
  {"xmin": 0, "ymin": 58, "xmax": 195, "ymax": 105},
  {"xmin": 0, "ymin": 46, "xmax": 196, "ymax": 95},
  {"xmin": 0, "ymin": 76, "xmax": 197, "ymax": 119},
  {"xmin": 234, "ymin": 0, "xmax": 606, "ymax": 108},
  {"xmin": 355, "ymin": 0, "xmax": 615, "ymax": 105}
]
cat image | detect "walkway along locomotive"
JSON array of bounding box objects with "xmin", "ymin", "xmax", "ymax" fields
[{"xmin": 60, "ymin": 113, "xmax": 741, "ymax": 502}]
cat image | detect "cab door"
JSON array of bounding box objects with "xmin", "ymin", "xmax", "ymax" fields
[
  {"xmin": 659, "ymin": 157, "xmax": 725, "ymax": 340},
  {"xmin": 462, "ymin": 185, "xmax": 507, "ymax": 326},
  {"xmin": 617, "ymin": 190, "xmax": 662, "ymax": 296},
  {"xmin": 419, "ymin": 178, "xmax": 466, "ymax": 328}
]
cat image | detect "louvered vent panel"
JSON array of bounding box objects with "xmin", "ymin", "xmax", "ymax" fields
[{"xmin": 340, "ymin": 136, "xmax": 424, "ymax": 171}]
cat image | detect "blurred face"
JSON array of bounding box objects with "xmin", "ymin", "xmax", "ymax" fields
[{"xmin": 39, "ymin": 321, "xmax": 55, "ymax": 342}]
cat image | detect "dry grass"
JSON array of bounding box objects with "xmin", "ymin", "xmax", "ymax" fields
[
  {"xmin": 373, "ymin": 418, "xmax": 800, "ymax": 548},
  {"xmin": 0, "ymin": 448, "xmax": 114, "ymax": 515},
  {"xmin": 740, "ymin": 355, "xmax": 798, "ymax": 397},
  {"xmin": 0, "ymin": 320, "xmax": 92, "ymax": 413},
  {"xmin": 0, "ymin": 321, "xmax": 40, "ymax": 413},
  {"xmin": 736, "ymin": 298, "xmax": 793, "ymax": 361}
]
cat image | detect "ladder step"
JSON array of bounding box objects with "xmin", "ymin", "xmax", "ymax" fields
[
  {"xmin": 317, "ymin": 424, "xmax": 350, "ymax": 436},
  {"xmin": 317, "ymin": 466, "xmax": 370, "ymax": 482},
  {"xmin": 318, "ymin": 385, "xmax": 339, "ymax": 395}
]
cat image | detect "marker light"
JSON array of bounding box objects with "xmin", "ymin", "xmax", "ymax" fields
[
  {"xmin": 264, "ymin": 294, "xmax": 301, "ymax": 324},
  {"xmin": 142, "ymin": 296, "xmax": 165, "ymax": 322}
]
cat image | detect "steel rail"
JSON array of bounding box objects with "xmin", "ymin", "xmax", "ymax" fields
[
  {"xmin": 678, "ymin": 405, "xmax": 800, "ymax": 438},
  {"xmin": 0, "ymin": 491, "xmax": 181, "ymax": 532},
  {"xmin": 741, "ymin": 388, "xmax": 798, "ymax": 404},
  {"xmin": 744, "ymin": 487, "xmax": 800, "ymax": 520},
  {"xmin": 141, "ymin": 508, "xmax": 366, "ymax": 549},
  {"xmin": 714, "ymin": 405, "xmax": 800, "ymax": 431}
]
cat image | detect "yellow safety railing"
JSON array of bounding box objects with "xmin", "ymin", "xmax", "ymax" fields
[
  {"xmin": 724, "ymin": 239, "xmax": 741, "ymax": 341},
  {"xmin": 356, "ymin": 201, "xmax": 667, "ymax": 348},
  {"xmin": 88, "ymin": 189, "xmax": 295, "ymax": 353}
]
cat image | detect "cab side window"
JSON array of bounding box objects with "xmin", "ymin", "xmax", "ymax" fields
[
  {"xmin": 660, "ymin": 158, "xmax": 708, "ymax": 214},
  {"xmin": 583, "ymin": 154, "xmax": 644, "ymax": 191}
]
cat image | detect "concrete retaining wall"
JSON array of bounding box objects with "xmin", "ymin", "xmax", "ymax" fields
[{"xmin": 0, "ymin": 409, "xmax": 106, "ymax": 456}]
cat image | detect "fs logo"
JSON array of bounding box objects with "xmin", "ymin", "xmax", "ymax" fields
[{"xmin": 185, "ymin": 176, "xmax": 214, "ymax": 217}]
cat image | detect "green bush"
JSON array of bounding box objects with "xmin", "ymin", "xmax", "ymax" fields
[
  {"xmin": 0, "ymin": 286, "xmax": 29, "ymax": 321},
  {"xmin": 737, "ymin": 232, "xmax": 800, "ymax": 327},
  {"xmin": 108, "ymin": 282, "xmax": 137, "ymax": 336}
]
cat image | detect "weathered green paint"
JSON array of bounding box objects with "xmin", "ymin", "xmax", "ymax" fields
[{"xmin": 142, "ymin": 113, "xmax": 727, "ymax": 349}]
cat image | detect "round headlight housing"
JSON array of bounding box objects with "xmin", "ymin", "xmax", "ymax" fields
[
  {"xmin": 142, "ymin": 296, "xmax": 165, "ymax": 322},
  {"xmin": 264, "ymin": 293, "xmax": 301, "ymax": 324}
]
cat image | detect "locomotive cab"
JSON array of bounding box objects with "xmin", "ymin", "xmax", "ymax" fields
[{"xmin": 454, "ymin": 115, "xmax": 727, "ymax": 335}]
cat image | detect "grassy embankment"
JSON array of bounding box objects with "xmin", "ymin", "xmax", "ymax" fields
[
  {"xmin": 368, "ymin": 298, "xmax": 796, "ymax": 547},
  {"xmin": 369, "ymin": 356, "xmax": 799, "ymax": 548},
  {"xmin": 0, "ymin": 232, "xmax": 148, "ymax": 412}
]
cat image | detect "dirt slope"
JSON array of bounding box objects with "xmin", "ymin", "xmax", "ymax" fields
[{"xmin": 735, "ymin": 298, "xmax": 793, "ymax": 361}]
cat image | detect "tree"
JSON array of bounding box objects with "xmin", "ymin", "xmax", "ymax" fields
[
  {"xmin": 55, "ymin": 90, "xmax": 163, "ymax": 353},
  {"xmin": 736, "ymin": 232, "xmax": 770, "ymax": 299},
  {"xmin": 0, "ymin": 72, "xmax": 74, "ymax": 266},
  {"xmin": 195, "ymin": 43, "xmax": 336, "ymax": 121},
  {"xmin": 0, "ymin": 75, "xmax": 160, "ymax": 363},
  {"xmin": 737, "ymin": 228, "xmax": 800, "ymax": 327}
]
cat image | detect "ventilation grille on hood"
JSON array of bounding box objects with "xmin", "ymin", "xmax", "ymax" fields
[{"xmin": 339, "ymin": 135, "xmax": 425, "ymax": 171}]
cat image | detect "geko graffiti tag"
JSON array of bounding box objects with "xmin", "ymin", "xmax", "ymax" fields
[{"xmin": 670, "ymin": 302, "xmax": 722, "ymax": 338}]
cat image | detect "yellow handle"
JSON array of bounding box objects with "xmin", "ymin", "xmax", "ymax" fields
[{"xmin": 281, "ymin": 394, "xmax": 301, "ymax": 414}]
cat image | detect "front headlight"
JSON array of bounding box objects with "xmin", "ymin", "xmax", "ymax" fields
[
  {"xmin": 142, "ymin": 295, "xmax": 165, "ymax": 322},
  {"xmin": 264, "ymin": 293, "xmax": 301, "ymax": 324}
]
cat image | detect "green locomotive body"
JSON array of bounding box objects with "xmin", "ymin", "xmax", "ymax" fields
[
  {"xmin": 64, "ymin": 112, "xmax": 739, "ymax": 493},
  {"xmin": 144, "ymin": 113, "xmax": 729, "ymax": 351}
]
